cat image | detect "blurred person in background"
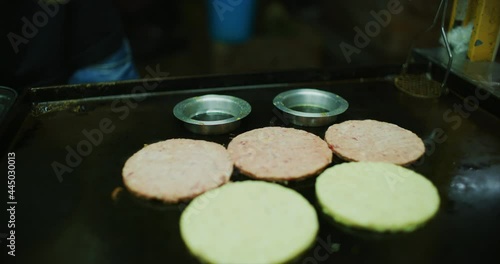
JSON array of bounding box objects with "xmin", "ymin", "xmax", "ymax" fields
[{"xmin": 0, "ymin": 0, "xmax": 139, "ymax": 90}]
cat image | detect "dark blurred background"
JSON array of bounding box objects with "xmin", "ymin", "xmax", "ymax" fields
[{"xmin": 113, "ymin": 0, "xmax": 445, "ymax": 77}]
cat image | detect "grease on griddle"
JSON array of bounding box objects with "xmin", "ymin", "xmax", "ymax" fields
[{"xmin": 111, "ymin": 187, "xmax": 124, "ymax": 204}]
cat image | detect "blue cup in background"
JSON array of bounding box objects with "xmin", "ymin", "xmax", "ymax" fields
[{"xmin": 208, "ymin": 0, "xmax": 257, "ymax": 43}]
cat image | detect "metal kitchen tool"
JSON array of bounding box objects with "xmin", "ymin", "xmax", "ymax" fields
[
  {"xmin": 273, "ymin": 88, "xmax": 348, "ymax": 127},
  {"xmin": 395, "ymin": 0, "xmax": 453, "ymax": 98},
  {"xmin": 173, "ymin": 94, "xmax": 251, "ymax": 135}
]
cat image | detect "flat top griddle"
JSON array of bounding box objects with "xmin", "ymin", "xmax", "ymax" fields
[{"xmin": 1, "ymin": 66, "xmax": 500, "ymax": 264}]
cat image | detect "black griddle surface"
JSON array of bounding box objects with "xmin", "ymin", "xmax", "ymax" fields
[{"xmin": 1, "ymin": 69, "xmax": 500, "ymax": 264}]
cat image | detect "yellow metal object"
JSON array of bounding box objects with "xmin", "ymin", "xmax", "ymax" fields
[
  {"xmin": 463, "ymin": 0, "xmax": 478, "ymax": 26},
  {"xmin": 467, "ymin": 0, "xmax": 500, "ymax": 61},
  {"xmin": 448, "ymin": 0, "xmax": 458, "ymax": 31}
]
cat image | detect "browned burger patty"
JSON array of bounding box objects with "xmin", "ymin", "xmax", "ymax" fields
[
  {"xmin": 122, "ymin": 139, "xmax": 233, "ymax": 203},
  {"xmin": 227, "ymin": 127, "xmax": 332, "ymax": 181},
  {"xmin": 324, "ymin": 120, "xmax": 425, "ymax": 165}
]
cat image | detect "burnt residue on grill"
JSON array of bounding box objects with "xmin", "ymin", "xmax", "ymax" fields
[{"xmin": 31, "ymin": 101, "xmax": 92, "ymax": 117}]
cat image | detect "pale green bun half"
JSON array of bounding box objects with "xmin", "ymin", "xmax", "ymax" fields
[
  {"xmin": 180, "ymin": 181, "xmax": 319, "ymax": 264},
  {"xmin": 316, "ymin": 162, "xmax": 440, "ymax": 232}
]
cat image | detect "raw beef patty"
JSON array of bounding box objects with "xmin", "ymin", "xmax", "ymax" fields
[
  {"xmin": 122, "ymin": 139, "xmax": 233, "ymax": 203},
  {"xmin": 227, "ymin": 127, "xmax": 332, "ymax": 181},
  {"xmin": 325, "ymin": 120, "xmax": 425, "ymax": 165}
]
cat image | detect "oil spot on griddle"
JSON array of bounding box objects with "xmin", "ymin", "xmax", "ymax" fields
[
  {"xmin": 331, "ymin": 243, "xmax": 341, "ymax": 253},
  {"xmin": 111, "ymin": 187, "xmax": 124, "ymax": 204},
  {"xmin": 460, "ymin": 164, "xmax": 482, "ymax": 171},
  {"xmin": 448, "ymin": 164, "xmax": 500, "ymax": 213}
]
